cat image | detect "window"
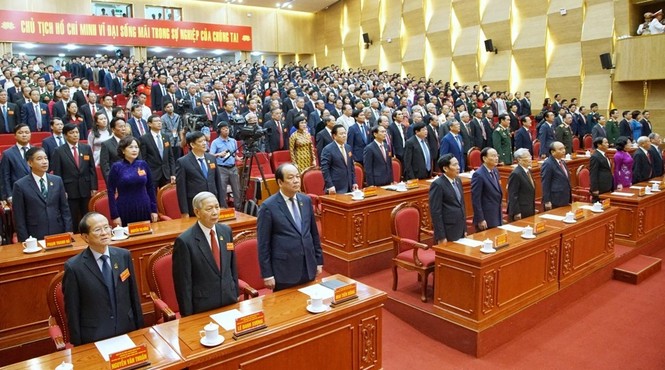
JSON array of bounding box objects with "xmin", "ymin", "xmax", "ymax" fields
[
  {"xmin": 92, "ymin": 2, "xmax": 133, "ymax": 17},
  {"xmin": 145, "ymin": 6, "xmax": 182, "ymax": 21}
]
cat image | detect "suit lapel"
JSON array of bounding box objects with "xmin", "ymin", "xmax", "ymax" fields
[
  {"xmin": 28, "ymin": 175, "xmax": 48, "ymax": 203},
  {"xmin": 82, "ymin": 248, "xmax": 108, "ymax": 288},
  {"xmin": 188, "ymin": 153, "xmax": 206, "ymax": 179},
  {"xmin": 109, "ymin": 247, "xmax": 123, "ymax": 292},
  {"xmin": 277, "ymin": 194, "xmax": 301, "ymax": 234},
  {"xmin": 194, "ymin": 223, "xmax": 221, "ymax": 275}
]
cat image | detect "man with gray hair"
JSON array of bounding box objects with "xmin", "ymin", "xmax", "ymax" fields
[
  {"xmin": 648, "ymin": 133, "xmax": 663, "ymax": 177},
  {"xmin": 172, "ymin": 191, "xmax": 239, "ymax": 316},
  {"xmin": 632, "ymin": 136, "xmax": 654, "ymax": 183},
  {"xmin": 507, "ymin": 148, "xmax": 536, "ymax": 221}
]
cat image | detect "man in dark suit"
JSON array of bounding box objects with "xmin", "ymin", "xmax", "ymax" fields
[
  {"xmin": 541, "ymin": 141, "xmax": 572, "ymax": 210},
  {"xmin": 52, "ymin": 87, "xmax": 71, "ymax": 120},
  {"xmin": 591, "ymin": 115, "xmax": 609, "ymax": 141},
  {"xmin": 514, "ymin": 116, "xmax": 534, "ymax": 156},
  {"xmin": 42, "ymin": 118, "xmax": 66, "ymax": 161},
  {"xmin": 79, "ymin": 92, "xmax": 102, "ymax": 132},
  {"xmin": 63, "ymin": 212, "xmax": 143, "ymax": 346},
  {"xmin": 139, "ymin": 115, "xmax": 175, "ymax": 189},
  {"xmin": 387, "ymin": 110, "xmax": 407, "ymax": 163},
  {"xmin": 12, "ymin": 146, "xmax": 72, "ymax": 241},
  {"xmin": 22, "ymin": 90, "xmax": 50, "ymax": 132},
  {"xmin": 193, "ymin": 92, "xmax": 219, "ymax": 127},
  {"xmin": 176, "ymin": 131, "xmax": 225, "ymax": 216},
  {"xmin": 127, "ymin": 105, "xmax": 149, "ymax": 138},
  {"xmin": 403, "ymin": 122, "xmax": 432, "ymax": 180},
  {"xmin": 264, "ymin": 108, "xmax": 289, "ymax": 153},
  {"xmin": 589, "ymin": 137, "xmax": 614, "ymax": 203},
  {"xmin": 258, "ymin": 163, "xmax": 323, "ymax": 291},
  {"xmin": 320, "ymin": 124, "xmax": 357, "ymax": 194},
  {"xmin": 470, "ymin": 109, "xmax": 487, "ymax": 148},
  {"xmin": 0, "ymin": 89, "xmax": 19, "ymax": 134},
  {"xmin": 439, "ymin": 121, "xmax": 466, "ymax": 171},
  {"xmin": 632, "ymin": 136, "xmax": 653, "ymax": 184},
  {"xmin": 315, "ymin": 116, "xmax": 335, "ymax": 159},
  {"xmin": 100, "ymin": 118, "xmax": 128, "ymax": 183},
  {"xmin": 648, "ymin": 133, "xmax": 664, "ymax": 178},
  {"xmin": 50, "ymin": 123, "xmax": 98, "ymax": 232},
  {"xmin": 0, "ymin": 124, "xmax": 32, "ymax": 201},
  {"xmin": 538, "ymin": 112, "xmax": 556, "ymax": 158},
  {"xmin": 521, "ymin": 91, "xmax": 532, "ymax": 116},
  {"xmin": 151, "ymin": 73, "xmax": 168, "ymax": 112},
  {"xmin": 640, "ymin": 110, "xmax": 653, "ymax": 138},
  {"xmin": 347, "ymin": 110, "xmax": 370, "ymax": 165},
  {"xmin": 507, "ymin": 148, "xmax": 536, "ymax": 221},
  {"xmin": 424, "ymin": 115, "xmax": 441, "ymax": 166},
  {"xmin": 72, "ymin": 78, "xmax": 90, "ymax": 109},
  {"xmin": 172, "ymin": 192, "xmax": 238, "ymax": 316},
  {"xmin": 471, "ymin": 148, "xmax": 503, "ymax": 231},
  {"xmin": 429, "ymin": 154, "xmax": 467, "ymax": 243},
  {"xmin": 619, "ymin": 110, "xmax": 633, "ymax": 139},
  {"xmin": 363, "ymin": 125, "xmax": 393, "ymax": 186}
]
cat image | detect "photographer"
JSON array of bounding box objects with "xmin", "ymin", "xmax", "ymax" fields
[
  {"xmin": 210, "ymin": 121, "xmax": 241, "ymax": 210},
  {"xmin": 161, "ymin": 101, "xmax": 184, "ymax": 158}
]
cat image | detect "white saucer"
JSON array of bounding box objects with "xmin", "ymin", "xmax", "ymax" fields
[
  {"xmin": 590, "ymin": 208, "xmax": 604, "ymax": 213},
  {"xmin": 479, "ymin": 248, "xmax": 496, "ymax": 254},
  {"xmin": 111, "ymin": 234, "xmax": 129, "ymax": 241},
  {"xmin": 563, "ymin": 219, "xmax": 577, "ymax": 224},
  {"xmin": 395, "ymin": 188, "xmax": 408, "ymax": 192},
  {"xmin": 306, "ymin": 304, "xmax": 330, "ymax": 314},
  {"xmin": 200, "ymin": 335, "xmax": 224, "ymax": 347},
  {"xmin": 352, "ymin": 197, "xmax": 364, "ymax": 201},
  {"xmin": 23, "ymin": 247, "xmax": 42, "ymax": 254},
  {"xmin": 521, "ymin": 234, "xmax": 536, "ymax": 239}
]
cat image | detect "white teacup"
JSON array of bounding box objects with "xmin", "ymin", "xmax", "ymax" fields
[
  {"xmin": 199, "ymin": 322, "xmax": 220, "ymax": 342},
  {"xmin": 585, "ymin": 150, "xmax": 591, "ymax": 157},
  {"xmin": 565, "ymin": 211, "xmax": 575, "ymax": 222},
  {"xmin": 652, "ymin": 183, "xmax": 660, "ymax": 191},
  {"xmin": 352, "ymin": 189, "xmax": 364, "ymax": 199},
  {"xmin": 645, "ymin": 186, "xmax": 652, "ymax": 194},
  {"xmin": 522, "ymin": 226, "xmax": 534, "ymax": 237},
  {"xmin": 565, "ymin": 154, "xmax": 571, "ymax": 160},
  {"xmin": 22, "ymin": 236, "xmax": 38, "ymax": 251},
  {"xmin": 593, "ymin": 202, "xmax": 603, "ymax": 212},
  {"xmin": 112, "ymin": 226, "xmax": 126, "ymax": 238},
  {"xmin": 481, "ymin": 238, "xmax": 495, "ymax": 252},
  {"xmin": 308, "ymin": 293, "xmax": 324, "ymax": 310},
  {"xmin": 396, "ymin": 182, "xmax": 407, "ymax": 191}
]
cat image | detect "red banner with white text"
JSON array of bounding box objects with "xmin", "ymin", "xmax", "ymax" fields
[{"xmin": 0, "ymin": 10, "xmax": 252, "ymax": 50}]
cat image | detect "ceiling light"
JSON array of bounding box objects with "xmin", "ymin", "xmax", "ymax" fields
[
  {"xmin": 276, "ymin": 3, "xmax": 281, "ymax": 7},
  {"xmin": 20, "ymin": 43, "xmax": 36, "ymax": 49},
  {"xmin": 58, "ymin": 53, "xmax": 65, "ymax": 57},
  {"xmin": 103, "ymin": 45, "xmax": 116, "ymax": 51},
  {"xmin": 95, "ymin": 54, "xmax": 102, "ymax": 58},
  {"xmin": 250, "ymin": 51, "xmax": 262, "ymax": 56},
  {"xmin": 152, "ymin": 47, "xmax": 165, "ymax": 53},
  {"xmin": 166, "ymin": 55, "xmax": 174, "ymax": 59},
  {"xmin": 65, "ymin": 44, "xmax": 79, "ymax": 50},
  {"xmin": 212, "ymin": 49, "xmax": 225, "ymax": 55},
  {"xmin": 288, "ymin": 4, "xmax": 292, "ymax": 8},
  {"xmin": 18, "ymin": 52, "xmax": 25, "ymax": 56},
  {"xmin": 183, "ymin": 48, "xmax": 196, "ymax": 54}
]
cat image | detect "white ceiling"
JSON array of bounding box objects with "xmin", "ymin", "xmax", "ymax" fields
[{"xmin": 208, "ymin": 0, "xmax": 339, "ymax": 13}]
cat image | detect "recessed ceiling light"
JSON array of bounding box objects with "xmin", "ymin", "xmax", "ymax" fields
[
  {"xmin": 95, "ymin": 54, "xmax": 102, "ymax": 58},
  {"xmin": 103, "ymin": 45, "xmax": 116, "ymax": 51},
  {"xmin": 65, "ymin": 44, "xmax": 79, "ymax": 50},
  {"xmin": 276, "ymin": 3, "xmax": 281, "ymax": 7},
  {"xmin": 250, "ymin": 51, "xmax": 262, "ymax": 56},
  {"xmin": 288, "ymin": 4, "xmax": 292, "ymax": 8},
  {"xmin": 20, "ymin": 44, "xmax": 36, "ymax": 49},
  {"xmin": 183, "ymin": 48, "xmax": 196, "ymax": 54},
  {"xmin": 166, "ymin": 55, "xmax": 174, "ymax": 59},
  {"xmin": 18, "ymin": 52, "xmax": 26, "ymax": 56},
  {"xmin": 212, "ymin": 49, "xmax": 225, "ymax": 55},
  {"xmin": 58, "ymin": 53, "xmax": 66, "ymax": 57},
  {"xmin": 152, "ymin": 47, "xmax": 165, "ymax": 53}
]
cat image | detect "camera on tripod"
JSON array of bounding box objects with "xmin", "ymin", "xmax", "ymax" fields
[
  {"xmin": 233, "ymin": 114, "xmax": 271, "ymax": 142},
  {"xmin": 183, "ymin": 113, "xmax": 209, "ymax": 133},
  {"xmin": 123, "ymin": 76, "xmax": 146, "ymax": 97}
]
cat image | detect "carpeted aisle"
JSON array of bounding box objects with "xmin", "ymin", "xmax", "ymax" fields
[{"xmin": 381, "ymin": 247, "xmax": 665, "ymax": 369}]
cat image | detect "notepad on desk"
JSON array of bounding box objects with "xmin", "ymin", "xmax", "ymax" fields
[
  {"xmin": 611, "ymin": 192, "xmax": 635, "ymax": 197},
  {"xmin": 453, "ymin": 238, "xmax": 484, "ymax": 247},
  {"xmin": 539, "ymin": 214, "xmax": 566, "ymax": 221}
]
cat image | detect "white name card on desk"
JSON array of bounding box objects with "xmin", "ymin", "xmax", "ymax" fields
[
  {"xmin": 453, "ymin": 238, "xmax": 484, "ymax": 248},
  {"xmin": 611, "ymin": 192, "xmax": 636, "ymax": 197},
  {"xmin": 210, "ymin": 309, "xmax": 243, "ymax": 331},
  {"xmin": 539, "ymin": 214, "xmax": 567, "ymax": 221},
  {"xmin": 498, "ymin": 224, "xmax": 525, "ymax": 233},
  {"xmin": 629, "ymin": 186, "xmax": 644, "ymax": 190},
  {"xmin": 94, "ymin": 334, "xmax": 136, "ymax": 361}
]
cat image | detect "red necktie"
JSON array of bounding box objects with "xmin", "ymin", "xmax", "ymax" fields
[
  {"xmin": 72, "ymin": 146, "xmax": 79, "ymax": 167},
  {"xmin": 90, "ymin": 104, "xmax": 96, "ymax": 116},
  {"xmin": 559, "ymin": 160, "xmax": 568, "ymax": 178},
  {"xmin": 210, "ymin": 229, "xmax": 220, "ymax": 270},
  {"xmin": 277, "ymin": 121, "xmax": 284, "ymax": 149},
  {"xmin": 206, "ymin": 105, "xmax": 212, "ymax": 121}
]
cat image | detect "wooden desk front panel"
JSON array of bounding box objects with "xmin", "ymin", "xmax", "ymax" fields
[
  {"xmin": 433, "ymin": 229, "xmax": 561, "ymax": 331},
  {"xmin": 152, "ymin": 275, "xmax": 386, "ymax": 370}
]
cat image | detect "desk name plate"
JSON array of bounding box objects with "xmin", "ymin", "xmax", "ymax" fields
[
  {"xmin": 233, "ymin": 311, "xmax": 267, "ymax": 339},
  {"xmin": 109, "ymin": 344, "xmax": 149, "ymax": 370},
  {"xmin": 127, "ymin": 221, "xmax": 152, "ymax": 236}
]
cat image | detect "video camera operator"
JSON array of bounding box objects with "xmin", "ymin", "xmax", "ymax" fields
[{"xmin": 210, "ymin": 121, "xmax": 241, "ymax": 210}]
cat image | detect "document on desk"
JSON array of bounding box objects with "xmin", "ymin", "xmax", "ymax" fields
[
  {"xmin": 629, "ymin": 186, "xmax": 644, "ymax": 190},
  {"xmin": 611, "ymin": 192, "xmax": 635, "ymax": 197},
  {"xmin": 539, "ymin": 214, "xmax": 567, "ymax": 221},
  {"xmin": 453, "ymin": 238, "xmax": 484, "ymax": 247},
  {"xmin": 210, "ymin": 309, "xmax": 243, "ymax": 331},
  {"xmin": 498, "ymin": 224, "xmax": 525, "ymax": 233},
  {"xmin": 95, "ymin": 335, "xmax": 136, "ymax": 361},
  {"xmin": 298, "ymin": 284, "xmax": 335, "ymax": 300}
]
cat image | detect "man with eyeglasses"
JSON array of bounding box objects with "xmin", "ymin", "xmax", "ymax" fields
[{"xmin": 63, "ymin": 212, "xmax": 144, "ymax": 345}]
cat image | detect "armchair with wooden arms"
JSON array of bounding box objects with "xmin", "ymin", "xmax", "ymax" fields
[
  {"xmin": 234, "ymin": 230, "xmax": 270, "ymax": 297},
  {"xmin": 46, "ymin": 271, "xmax": 73, "ymax": 350},
  {"xmin": 583, "ymin": 134, "xmax": 593, "ymax": 150},
  {"xmin": 354, "ymin": 162, "xmax": 365, "ymax": 189},
  {"xmin": 301, "ymin": 166, "xmax": 325, "ymax": 217},
  {"xmin": 88, "ymin": 190, "xmax": 112, "ymax": 221},
  {"xmin": 390, "ymin": 201, "xmax": 435, "ymax": 302},
  {"xmin": 572, "ymin": 165, "xmax": 592, "ymax": 202},
  {"xmin": 467, "ymin": 147, "xmax": 482, "ymax": 170},
  {"xmin": 156, "ymin": 183, "xmax": 181, "ymax": 220},
  {"xmin": 572, "ymin": 136, "xmax": 580, "ymax": 152},
  {"xmin": 391, "ymin": 158, "xmax": 403, "ymax": 183},
  {"xmin": 269, "ymin": 150, "xmax": 291, "ymax": 172}
]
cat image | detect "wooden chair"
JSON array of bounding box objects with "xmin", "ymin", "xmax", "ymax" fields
[
  {"xmin": 270, "ymin": 150, "xmax": 292, "ymax": 172},
  {"xmin": 354, "ymin": 162, "xmax": 365, "ymax": 189},
  {"xmin": 572, "ymin": 136, "xmax": 580, "ymax": 152},
  {"xmin": 145, "ymin": 244, "xmax": 179, "ymax": 323},
  {"xmin": 467, "ymin": 147, "xmax": 482, "ymax": 170},
  {"xmin": 301, "ymin": 166, "xmax": 325, "ymax": 216},
  {"xmin": 234, "ymin": 231, "xmax": 270, "ymax": 297},
  {"xmin": 46, "ymin": 271, "xmax": 72, "ymax": 350},
  {"xmin": 572, "ymin": 165, "xmax": 591, "ymax": 202},
  {"xmin": 157, "ymin": 183, "xmax": 181, "ymax": 220},
  {"xmin": 390, "ymin": 201, "xmax": 435, "ymax": 302},
  {"xmin": 583, "ymin": 134, "xmax": 593, "ymax": 149},
  {"xmin": 95, "ymin": 166, "xmax": 106, "ymax": 191},
  {"xmin": 391, "ymin": 157, "xmax": 403, "ymax": 183},
  {"xmin": 88, "ymin": 190, "xmax": 111, "ymax": 221}
]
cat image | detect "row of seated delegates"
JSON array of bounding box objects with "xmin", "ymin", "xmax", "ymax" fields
[{"xmin": 637, "ymin": 9, "xmax": 665, "ymax": 35}]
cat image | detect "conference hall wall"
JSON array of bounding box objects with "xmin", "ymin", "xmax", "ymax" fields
[{"xmin": 315, "ymin": 0, "xmax": 665, "ymax": 134}]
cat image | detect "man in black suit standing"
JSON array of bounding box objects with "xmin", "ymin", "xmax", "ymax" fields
[
  {"xmin": 100, "ymin": 117, "xmax": 129, "ymax": 182},
  {"xmin": 320, "ymin": 124, "xmax": 357, "ymax": 194},
  {"xmin": 176, "ymin": 131, "xmax": 225, "ymax": 217},
  {"xmin": 648, "ymin": 133, "xmax": 663, "ymax": 178},
  {"xmin": 589, "ymin": 137, "xmax": 614, "ymax": 203},
  {"xmin": 140, "ymin": 115, "xmax": 175, "ymax": 190},
  {"xmin": 79, "ymin": 91, "xmax": 102, "ymax": 133},
  {"xmin": 172, "ymin": 191, "xmax": 238, "ymax": 316},
  {"xmin": 363, "ymin": 125, "xmax": 393, "ymax": 186},
  {"xmin": 429, "ymin": 154, "xmax": 467, "ymax": 243},
  {"xmin": 50, "ymin": 123, "xmax": 98, "ymax": 232},
  {"xmin": 315, "ymin": 116, "xmax": 335, "ymax": 159},
  {"xmin": 63, "ymin": 212, "xmax": 143, "ymax": 345},
  {"xmin": 387, "ymin": 110, "xmax": 406, "ymax": 164},
  {"xmin": 0, "ymin": 124, "xmax": 32, "ymax": 202},
  {"xmin": 541, "ymin": 141, "xmax": 572, "ymax": 210},
  {"xmin": 264, "ymin": 108, "xmax": 289, "ymax": 153},
  {"xmin": 151, "ymin": 73, "xmax": 168, "ymax": 112},
  {"xmin": 0, "ymin": 89, "xmax": 18, "ymax": 134},
  {"xmin": 632, "ymin": 136, "xmax": 653, "ymax": 184},
  {"xmin": 520, "ymin": 91, "xmax": 532, "ymax": 116},
  {"xmin": 403, "ymin": 122, "xmax": 432, "ymax": 180},
  {"xmin": 53, "ymin": 87, "xmax": 71, "ymax": 120},
  {"xmin": 42, "ymin": 118, "xmax": 66, "ymax": 161},
  {"xmin": 514, "ymin": 116, "xmax": 534, "ymax": 156},
  {"xmin": 508, "ymin": 148, "xmax": 536, "ymax": 221}
]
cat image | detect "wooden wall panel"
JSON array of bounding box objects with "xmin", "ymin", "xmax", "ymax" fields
[
  {"xmin": 403, "ymin": 34, "xmax": 426, "ymax": 62},
  {"xmin": 580, "ymin": 74, "xmax": 612, "ymax": 109},
  {"xmin": 402, "ymin": 60, "xmax": 425, "ymax": 80},
  {"xmin": 547, "ymin": 42, "xmax": 582, "ymax": 78},
  {"xmin": 427, "ymin": 30, "xmax": 452, "ymax": 58},
  {"xmin": 403, "ymin": 0, "xmax": 422, "ymax": 13},
  {"xmin": 581, "ymin": 38, "xmax": 613, "ymax": 75},
  {"xmin": 548, "ymin": 0, "xmax": 584, "ymax": 14},
  {"xmin": 403, "ymin": 9, "xmax": 426, "ymax": 36},
  {"xmin": 453, "ymin": 54, "xmax": 480, "ymax": 83},
  {"xmin": 482, "ymin": 51, "xmax": 511, "ymax": 82},
  {"xmin": 452, "ymin": 0, "xmax": 481, "ymax": 28},
  {"xmin": 481, "ymin": 0, "xmax": 511, "ymax": 24},
  {"xmin": 513, "ymin": 0, "xmax": 549, "ymax": 18},
  {"xmin": 512, "ymin": 16, "xmax": 547, "ymax": 50},
  {"xmin": 482, "ymin": 20, "xmax": 511, "ymax": 52},
  {"xmin": 612, "ymin": 82, "xmax": 645, "ymax": 111},
  {"xmin": 513, "ymin": 47, "xmax": 547, "ymax": 78},
  {"xmin": 382, "ymin": 0, "xmax": 403, "ymax": 39},
  {"xmin": 428, "ymin": 57, "xmax": 453, "ymax": 83},
  {"xmin": 428, "ymin": 0, "xmax": 452, "ymax": 32},
  {"xmin": 546, "ymin": 77, "xmax": 582, "ymax": 101},
  {"xmin": 453, "ymin": 26, "xmax": 481, "ymax": 56},
  {"xmin": 547, "ymin": 7, "xmax": 584, "ymax": 45},
  {"xmin": 582, "ymin": 3, "xmax": 615, "ymax": 41}
]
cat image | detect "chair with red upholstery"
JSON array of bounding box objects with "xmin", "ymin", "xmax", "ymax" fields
[
  {"xmin": 354, "ymin": 162, "xmax": 365, "ymax": 189},
  {"xmin": 30, "ymin": 132, "xmax": 51, "ymax": 146},
  {"xmin": 532, "ymin": 140, "xmax": 541, "ymax": 159},
  {"xmin": 467, "ymin": 147, "xmax": 482, "ymax": 170},
  {"xmin": 583, "ymin": 134, "xmax": 593, "ymax": 150},
  {"xmin": 88, "ymin": 190, "xmax": 111, "ymax": 221},
  {"xmin": 157, "ymin": 183, "xmax": 181, "ymax": 220},
  {"xmin": 96, "ymin": 166, "xmax": 106, "ymax": 191},
  {"xmin": 572, "ymin": 136, "xmax": 580, "ymax": 152},
  {"xmin": 234, "ymin": 230, "xmax": 270, "ymax": 297},
  {"xmin": 270, "ymin": 150, "xmax": 292, "ymax": 172},
  {"xmin": 0, "ymin": 134, "xmax": 15, "ymax": 146},
  {"xmin": 249, "ymin": 152, "xmax": 275, "ymax": 179},
  {"xmin": 572, "ymin": 165, "xmax": 591, "ymax": 202},
  {"xmin": 46, "ymin": 271, "xmax": 73, "ymax": 350},
  {"xmin": 390, "ymin": 201, "xmax": 435, "ymax": 302},
  {"xmin": 301, "ymin": 166, "xmax": 325, "ymax": 216},
  {"xmin": 391, "ymin": 158, "xmax": 403, "ymax": 183}
]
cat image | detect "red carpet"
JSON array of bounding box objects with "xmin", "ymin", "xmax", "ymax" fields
[{"xmin": 379, "ymin": 247, "xmax": 665, "ymax": 369}]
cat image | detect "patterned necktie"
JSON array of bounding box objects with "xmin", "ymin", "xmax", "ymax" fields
[
  {"xmin": 56, "ymin": 136, "xmax": 62, "ymax": 146},
  {"xmin": 2, "ymin": 105, "xmax": 7, "ymax": 133},
  {"xmin": 35, "ymin": 104, "xmax": 42, "ymax": 130},
  {"xmin": 100, "ymin": 255, "xmax": 116, "ymax": 315},
  {"xmin": 290, "ymin": 197, "xmax": 301, "ymax": 232},
  {"xmin": 39, "ymin": 178, "xmax": 47, "ymax": 198},
  {"xmin": 199, "ymin": 158, "xmax": 208, "ymax": 178},
  {"xmin": 72, "ymin": 146, "xmax": 79, "ymax": 167},
  {"xmin": 420, "ymin": 139, "xmax": 430, "ymax": 171}
]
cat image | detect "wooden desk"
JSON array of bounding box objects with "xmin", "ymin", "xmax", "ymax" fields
[
  {"xmin": 151, "ymin": 275, "xmax": 387, "ymax": 370},
  {"xmin": 599, "ymin": 178, "xmax": 665, "ymax": 247},
  {"xmin": 2, "ymin": 327, "xmax": 184, "ymax": 370},
  {"xmin": 319, "ymin": 183, "xmax": 432, "ymax": 277},
  {"xmin": 0, "ymin": 214, "xmax": 256, "ymax": 358},
  {"xmin": 432, "ymin": 202, "xmax": 617, "ymax": 330}
]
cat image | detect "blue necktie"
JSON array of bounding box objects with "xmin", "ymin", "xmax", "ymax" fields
[
  {"xmin": 100, "ymin": 255, "xmax": 117, "ymax": 315},
  {"xmin": 290, "ymin": 197, "xmax": 302, "ymax": 232},
  {"xmin": 420, "ymin": 139, "xmax": 431, "ymax": 172},
  {"xmin": 2, "ymin": 105, "xmax": 8, "ymax": 133},
  {"xmin": 359, "ymin": 124, "xmax": 367, "ymax": 144},
  {"xmin": 199, "ymin": 158, "xmax": 208, "ymax": 178},
  {"xmin": 452, "ymin": 179, "xmax": 462, "ymax": 203},
  {"xmin": 455, "ymin": 135, "xmax": 462, "ymax": 150}
]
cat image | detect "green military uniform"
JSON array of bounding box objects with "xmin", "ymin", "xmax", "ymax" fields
[
  {"xmin": 492, "ymin": 126, "xmax": 513, "ymax": 164},
  {"xmin": 606, "ymin": 120, "xmax": 620, "ymax": 146},
  {"xmin": 555, "ymin": 124, "xmax": 574, "ymax": 154}
]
